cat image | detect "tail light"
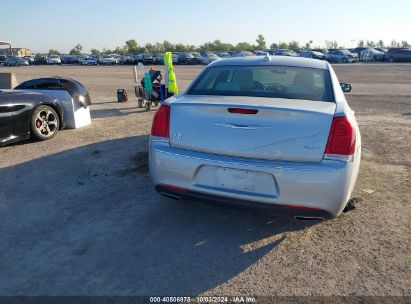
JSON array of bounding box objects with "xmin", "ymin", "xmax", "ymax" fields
[
  {"xmin": 228, "ymin": 108, "xmax": 258, "ymax": 114},
  {"xmin": 325, "ymin": 116, "xmax": 356, "ymax": 156},
  {"xmin": 151, "ymin": 104, "xmax": 170, "ymax": 138},
  {"xmin": 160, "ymin": 184, "xmax": 187, "ymax": 192},
  {"xmin": 285, "ymin": 204, "xmax": 322, "ymax": 211}
]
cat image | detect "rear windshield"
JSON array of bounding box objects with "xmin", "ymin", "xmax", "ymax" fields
[{"xmin": 187, "ymin": 65, "xmax": 335, "ymax": 102}]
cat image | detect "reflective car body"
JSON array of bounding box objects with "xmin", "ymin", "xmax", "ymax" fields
[
  {"xmin": 274, "ymin": 49, "xmax": 298, "ymax": 57},
  {"xmin": 15, "ymin": 77, "xmax": 91, "ymax": 130},
  {"xmin": 177, "ymin": 52, "xmax": 197, "ymax": 65},
  {"xmin": 375, "ymin": 48, "xmax": 388, "ymax": 53},
  {"xmin": 143, "ymin": 54, "xmax": 155, "ymax": 65},
  {"xmin": 0, "ymin": 90, "xmax": 64, "ymax": 146},
  {"xmin": 47, "ymin": 55, "xmax": 62, "ymax": 65},
  {"xmin": 4, "ymin": 56, "xmax": 29, "ymax": 66},
  {"xmin": 326, "ymin": 49, "xmax": 358, "ymax": 63},
  {"xmin": 200, "ymin": 52, "xmax": 221, "ymax": 64},
  {"xmin": 153, "ymin": 53, "xmax": 164, "ymax": 65},
  {"xmin": 15, "ymin": 77, "xmax": 92, "ymax": 108},
  {"xmin": 231, "ymin": 51, "xmax": 255, "ymax": 58},
  {"xmin": 360, "ymin": 48, "xmax": 385, "ymax": 62},
  {"xmin": 149, "ymin": 56, "xmax": 361, "ymax": 219},
  {"xmin": 61, "ymin": 56, "xmax": 79, "ymax": 64},
  {"xmin": 33, "ymin": 55, "xmax": 47, "ymax": 65},
  {"xmin": 190, "ymin": 52, "xmax": 203, "ymax": 64},
  {"xmin": 216, "ymin": 52, "xmax": 231, "ymax": 59},
  {"xmin": 385, "ymin": 48, "xmax": 411, "ymax": 62},
  {"xmin": 79, "ymin": 57, "xmax": 98, "ymax": 66},
  {"xmin": 23, "ymin": 56, "xmax": 35, "ymax": 64},
  {"xmin": 299, "ymin": 50, "xmax": 326, "ymax": 60},
  {"xmin": 99, "ymin": 55, "xmax": 116, "ymax": 65}
]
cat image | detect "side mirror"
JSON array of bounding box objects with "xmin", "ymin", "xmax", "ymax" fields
[{"xmin": 340, "ymin": 83, "xmax": 352, "ymax": 93}]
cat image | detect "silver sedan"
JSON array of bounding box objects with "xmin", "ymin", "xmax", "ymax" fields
[{"xmin": 149, "ymin": 55, "xmax": 361, "ymax": 219}]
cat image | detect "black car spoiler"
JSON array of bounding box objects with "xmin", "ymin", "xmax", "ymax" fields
[{"xmin": 14, "ymin": 77, "xmax": 91, "ymax": 107}]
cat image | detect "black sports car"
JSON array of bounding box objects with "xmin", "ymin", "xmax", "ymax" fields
[
  {"xmin": 1, "ymin": 77, "xmax": 91, "ymax": 146},
  {"xmin": 0, "ymin": 90, "xmax": 64, "ymax": 146},
  {"xmin": 15, "ymin": 77, "xmax": 91, "ymax": 109}
]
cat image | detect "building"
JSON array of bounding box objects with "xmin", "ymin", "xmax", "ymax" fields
[
  {"xmin": 13, "ymin": 48, "xmax": 33, "ymax": 56},
  {"xmin": 0, "ymin": 48, "xmax": 32, "ymax": 57}
]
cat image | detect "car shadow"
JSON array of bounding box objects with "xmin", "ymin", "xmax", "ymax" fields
[
  {"xmin": 90, "ymin": 108, "xmax": 151, "ymax": 119},
  {"xmin": 94, "ymin": 101, "xmax": 134, "ymax": 105},
  {"xmin": 0, "ymin": 136, "xmax": 316, "ymax": 296}
]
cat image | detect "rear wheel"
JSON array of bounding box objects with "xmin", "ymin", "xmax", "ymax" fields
[
  {"xmin": 145, "ymin": 102, "xmax": 151, "ymax": 111},
  {"xmin": 388, "ymin": 56, "xmax": 394, "ymax": 63},
  {"xmin": 342, "ymin": 58, "xmax": 348, "ymax": 63},
  {"xmin": 31, "ymin": 105, "xmax": 60, "ymax": 141},
  {"xmin": 138, "ymin": 99, "xmax": 144, "ymax": 108}
]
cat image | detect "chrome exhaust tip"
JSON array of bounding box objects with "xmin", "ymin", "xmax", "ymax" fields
[
  {"xmin": 294, "ymin": 216, "xmax": 324, "ymax": 221},
  {"xmin": 160, "ymin": 192, "xmax": 181, "ymax": 200}
]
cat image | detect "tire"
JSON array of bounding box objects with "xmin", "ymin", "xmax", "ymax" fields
[
  {"xmin": 342, "ymin": 58, "xmax": 348, "ymax": 63},
  {"xmin": 145, "ymin": 102, "xmax": 151, "ymax": 111},
  {"xmin": 31, "ymin": 105, "xmax": 60, "ymax": 141},
  {"xmin": 388, "ymin": 56, "xmax": 394, "ymax": 63},
  {"xmin": 343, "ymin": 197, "xmax": 361, "ymax": 213},
  {"xmin": 137, "ymin": 99, "xmax": 144, "ymax": 108}
]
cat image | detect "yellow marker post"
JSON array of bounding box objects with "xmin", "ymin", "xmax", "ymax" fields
[{"xmin": 164, "ymin": 52, "xmax": 178, "ymax": 95}]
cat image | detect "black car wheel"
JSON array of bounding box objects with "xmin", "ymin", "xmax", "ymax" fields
[
  {"xmin": 388, "ymin": 56, "xmax": 395, "ymax": 63},
  {"xmin": 31, "ymin": 105, "xmax": 60, "ymax": 141},
  {"xmin": 342, "ymin": 58, "xmax": 348, "ymax": 63}
]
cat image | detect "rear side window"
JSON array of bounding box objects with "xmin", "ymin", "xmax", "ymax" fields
[
  {"xmin": 33, "ymin": 83, "xmax": 62, "ymax": 90},
  {"xmin": 187, "ymin": 65, "xmax": 335, "ymax": 102},
  {"xmin": 15, "ymin": 79, "xmax": 63, "ymax": 90}
]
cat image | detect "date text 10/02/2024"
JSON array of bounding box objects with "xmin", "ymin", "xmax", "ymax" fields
[{"xmin": 149, "ymin": 296, "xmax": 257, "ymax": 303}]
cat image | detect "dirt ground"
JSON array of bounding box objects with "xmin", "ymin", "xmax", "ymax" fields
[{"xmin": 0, "ymin": 63, "xmax": 410, "ymax": 297}]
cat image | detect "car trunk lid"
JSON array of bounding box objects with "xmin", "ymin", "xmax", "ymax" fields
[{"xmin": 169, "ymin": 95, "xmax": 336, "ymax": 162}]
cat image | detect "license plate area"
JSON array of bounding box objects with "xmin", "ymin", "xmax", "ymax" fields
[
  {"xmin": 194, "ymin": 165, "xmax": 277, "ymax": 198},
  {"xmin": 215, "ymin": 167, "xmax": 255, "ymax": 191}
]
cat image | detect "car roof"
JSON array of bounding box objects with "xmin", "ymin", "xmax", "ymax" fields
[
  {"xmin": 210, "ymin": 55, "xmax": 329, "ymax": 70},
  {"xmin": 388, "ymin": 48, "xmax": 411, "ymax": 52}
]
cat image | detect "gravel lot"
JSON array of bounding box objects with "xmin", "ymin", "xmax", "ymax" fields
[{"xmin": 0, "ymin": 64, "xmax": 410, "ymax": 297}]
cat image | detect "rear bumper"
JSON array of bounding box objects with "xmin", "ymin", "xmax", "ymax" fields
[
  {"xmin": 149, "ymin": 140, "xmax": 360, "ymax": 218},
  {"xmin": 156, "ymin": 185, "xmax": 334, "ymax": 219}
]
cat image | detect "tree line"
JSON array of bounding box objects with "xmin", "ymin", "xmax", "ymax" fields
[{"xmin": 47, "ymin": 35, "xmax": 410, "ymax": 55}]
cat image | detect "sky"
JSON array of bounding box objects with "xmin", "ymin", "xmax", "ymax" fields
[{"xmin": 1, "ymin": 0, "xmax": 410, "ymax": 53}]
